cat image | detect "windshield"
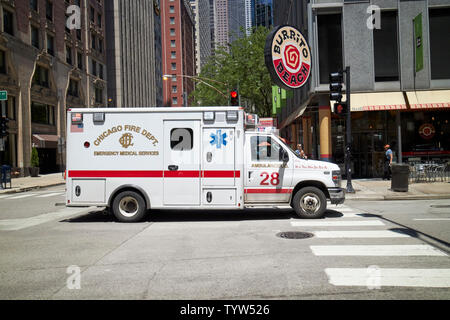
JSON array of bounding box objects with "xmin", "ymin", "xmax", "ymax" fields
[{"xmin": 275, "ymin": 135, "xmax": 302, "ymax": 159}]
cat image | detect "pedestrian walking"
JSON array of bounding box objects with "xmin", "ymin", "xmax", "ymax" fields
[{"xmin": 383, "ymin": 144, "xmax": 393, "ymax": 180}]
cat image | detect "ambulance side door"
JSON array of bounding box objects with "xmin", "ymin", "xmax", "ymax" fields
[{"xmin": 244, "ymin": 134, "xmax": 293, "ymax": 203}]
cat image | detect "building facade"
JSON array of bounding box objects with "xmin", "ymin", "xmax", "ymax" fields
[
  {"xmin": 273, "ymin": 0, "xmax": 450, "ymax": 178},
  {"xmin": 105, "ymin": 0, "xmax": 163, "ymax": 108},
  {"xmin": 214, "ymin": 0, "xmax": 229, "ymax": 50},
  {"xmin": 0, "ymin": 0, "xmax": 107, "ymax": 176},
  {"xmin": 161, "ymin": 0, "xmax": 195, "ymax": 107},
  {"xmin": 228, "ymin": 0, "xmax": 246, "ymax": 43},
  {"xmin": 189, "ymin": 0, "xmax": 212, "ymax": 74}
]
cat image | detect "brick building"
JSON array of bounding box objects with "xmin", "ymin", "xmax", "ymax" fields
[
  {"xmin": 0, "ymin": 0, "xmax": 107, "ymax": 175},
  {"xmin": 161, "ymin": 0, "xmax": 195, "ymax": 107}
]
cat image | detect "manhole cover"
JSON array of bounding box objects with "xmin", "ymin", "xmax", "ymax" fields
[
  {"xmin": 430, "ymin": 205, "xmax": 450, "ymax": 208},
  {"xmin": 276, "ymin": 231, "xmax": 314, "ymax": 239}
]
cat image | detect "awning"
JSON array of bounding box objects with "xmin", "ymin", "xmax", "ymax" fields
[
  {"xmin": 32, "ymin": 134, "xmax": 58, "ymax": 148},
  {"xmin": 350, "ymin": 92, "xmax": 407, "ymax": 112},
  {"xmin": 279, "ymin": 96, "xmax": 311, "ymax": 129},
  {"xmin": 406, "ymin": 90, "xmax": 450, "ymax": 109}
]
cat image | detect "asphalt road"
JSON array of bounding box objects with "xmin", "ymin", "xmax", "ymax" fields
[{"xmin": 0, "ymin": 186, "xmax": 449, "ymax": 300}]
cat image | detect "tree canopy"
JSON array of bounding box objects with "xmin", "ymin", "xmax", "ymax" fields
[{"xmin": 190, "ymin": 26, "xmax": 273, "ymax": 117}]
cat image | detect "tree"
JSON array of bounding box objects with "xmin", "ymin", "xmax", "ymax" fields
[
  {"xmin": 190, "ymin": 26, "xmax": 273, "ymax": 117},
  {"xmin": 31, "ymin": 147, "xmax": 39, "ymax": 168}
]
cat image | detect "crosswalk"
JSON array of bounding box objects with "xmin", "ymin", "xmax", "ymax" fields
[
  {"xmin": 0, "ymin": 191, "xmax": 65, "ymax": 200},
  {"xmin": 290, "ymin": 204, "xmax": 450, "ymax": 288}
]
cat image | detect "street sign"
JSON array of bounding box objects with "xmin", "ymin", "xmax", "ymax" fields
[
  {"xmin": 414, "ymin": 13, "xmax": 423, "ymax": 73},
  {"xmin": 0, "ymin": 91, "xmax": 7, "ymax": 101}
]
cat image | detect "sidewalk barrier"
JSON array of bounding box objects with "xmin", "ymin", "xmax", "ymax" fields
[
  {"xmin": 1, "ymin": 165, "xmax": 12, "ymax": 189},
  {"xmin": 391, "ymin": 164, "xmax": 409, "ymax": 192}
]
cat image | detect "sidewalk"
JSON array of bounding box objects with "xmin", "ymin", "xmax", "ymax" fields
[
  {"xmin": 1, "ymin": 173, "xmax": 449, "ymax": 200},
  {"xmin": 344, "ymin": 179, "xmax": 450, "ymax": 201},
  {"xmin": 0, "ymin": 172, "xmax": 65, "ymax": 194}
]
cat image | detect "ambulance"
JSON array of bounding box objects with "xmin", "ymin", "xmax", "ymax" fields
[{"xmin": 66, "ymin": 107, "xmax": 344, "ymax": 222}]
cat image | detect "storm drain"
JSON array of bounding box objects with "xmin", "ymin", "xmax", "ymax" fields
[{"xmin": 276, "ymin": 231, "xmax": 314, "ymax": 239}]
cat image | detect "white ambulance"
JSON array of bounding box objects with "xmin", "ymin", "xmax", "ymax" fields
[{"xmin": 66, "ymin": 107, "xmax": 344, "ymax": 222}]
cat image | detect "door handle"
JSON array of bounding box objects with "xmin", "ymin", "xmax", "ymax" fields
[{"xmin": 168, "ymin": 165, "xmax": 179, "ymax": 171}]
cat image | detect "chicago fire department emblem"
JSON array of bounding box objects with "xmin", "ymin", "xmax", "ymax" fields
[
  {"xmin": 265, "ymin": 25, "xmax": 311, "ymax": 90},
  {"xmin": 119, "ymin": 133, "xmax": 134, "ymax": 148}
]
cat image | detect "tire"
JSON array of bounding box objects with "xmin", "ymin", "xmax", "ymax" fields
[
  {"xmin": 292, "ymin": 186, "xmax": 327, "ymax": 219},
  {"xmin": 111, "ymin": 190, "xmax": 147, "ymax": 222}
]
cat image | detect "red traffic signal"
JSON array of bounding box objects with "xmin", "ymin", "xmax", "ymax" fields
[
  {"xmin": 230, "ymin": 90, "xmax": 239, "ymax": 106},
  {"xmin": 333, "ymin": 102, "xmax": 347, "ymax": 116}
]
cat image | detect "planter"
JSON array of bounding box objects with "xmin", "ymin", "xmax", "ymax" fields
[{"xmin": 30, "ymin": 167, "xmax": 40, "ymax": 177}]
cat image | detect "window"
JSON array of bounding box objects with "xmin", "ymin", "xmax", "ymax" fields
[
  {"xmin": 172, "ymin": 86, "xmax": 177, "ymax": 93},
  {"xmin": 98, "ymin": 38, "xmax": 103, "ymax": 53},
  {"xmin": 33, "ymin": 65, "xmax": 49, "ymax": 87},
  {"xmin": 170, "ymin": 6, "xmax": 175, "ymax": 13},
  {"xmin": 170, "ymin": 17, "xmax": 175, "ymax": 25},
  {"xmin": 170, "ymin": 128, "xmax": 193, "ymax": 150},
  {"xmin": 170, "ymin": 28, "xmax": 175, "ymax": 36},
  {"xmin": 30, "ymin": 0, "xmax": 38, "ymax": 11},
  {"xmin": 429, "ymin": 8, "xmax": 450, "ymax": 79},
  {"xmin": 374, "ymin": 11, "xmax": 399, "ymax": 82},
  {"xmin": 91, "ymin": 33, "xmax": 96, "ymax": 50},
  {"xmin": 46, "ymin": 1, "xmax": 53, "ymax": 21},
  {"xmin": 66, "ymin": 46, "xmax": 72, "ymax": 65},
  {"xmin": 67, "ymin": 79, "xmax": 79, "ymax": 97},
  {"xmin": 91, "ymin": 59, "xmax": 97, "ymax": 76},
  {"xmin": 97, "ymin": 13, "xmax": 102, "ymax": 28},
  {"xmin": 47, "ymin": 34, "xmax": 54, "ymax": 55},
  {"xmin": 170, "ymin": 40, "xmax": 176, "ymax": 47},
  {"xmin": 250, "ymin": 136, "xmax": 284, "ymax": 162},
  {"xmin": 31, "ymin": 102, "xmax": 55, "ymax": 125},
  {"xmin": 90, "ymin": 7, "xmax": 95, "ymax": 22},
  {"xmin": 171, "ymin": 63, "xmax": 176, "ymax": 70},
  {"xmin": 77, "ymin": 51, "xmax": 83, "ymax": 70},
  {"xmin": 317, "ymin": 14, "xmax": 342, "ymax": 84},
  {"xmin": 171, "ymin": 75, "xmax": 177, "ymax": 82},
  {"xmin": 171, "ymin": 51, "xmax": 176, "ymax": 59},
  {"xmin": 0, "ymin": 50, "xmax": 6, "ymax": 74},
  {"xmin": 3, "ymin": 10, "xmax": 14, "ymax": 36},
  {"xmin": 31, "ymin": 26, "xmax": 39, "ymax": 48},
  {"xmin": 95, "ymin": 87, "xmax": 103, "ymax": 104},
  {"xmin": 76, "ymin": 29, "xmax": 82, "ymax": 40},
  {"xmin": 99, "ymin": 64, "xmax": 104, "ymax": 79}
]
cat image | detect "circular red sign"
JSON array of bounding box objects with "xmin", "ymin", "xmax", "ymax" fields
[
  {"xmin": 419, "ymin": 123, "xmax": 435, "ymax": 140},
  {"xmin": 265, "ymin": 25, "xmax": 312, "ymax": 90}
]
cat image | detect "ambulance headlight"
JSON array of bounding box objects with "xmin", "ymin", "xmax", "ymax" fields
[
  {"xmin": 203, "ymin": 111, "xmax": 215, "ymax": 121},
  {"xmin": 226, "ymin": 110, "xmax": 238, "ymax": 121}
]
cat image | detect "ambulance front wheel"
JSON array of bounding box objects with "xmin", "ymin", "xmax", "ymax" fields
[
  {"xmin": 112, "ymin": 191, "xmax": 147, "ymax": 222},
  {"xmin": 292, "ymin": 187, "xmax": 326, "ymax": 219}
]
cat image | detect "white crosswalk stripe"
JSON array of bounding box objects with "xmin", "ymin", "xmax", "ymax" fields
[
  {"xmin": 325, "ymin": 268, "xmax": 450, "ymax": 288},
  {"xmin": 313, "ymin": 230, "xmax": 410, "ymax": 238},
  {"xmin": 291, "ymin": 220, "xmax": 385, "ymax": 227},
  {"xmin": 35, "ymin": 192, "xmax": 65, "ymax": 198},
  {"xmin": 6, "ymin": 193, "xmax": 38, "ymax": 199},
  {"xmin": 310, "ymin": 245, "xmax": 447, "ymax": 256}
]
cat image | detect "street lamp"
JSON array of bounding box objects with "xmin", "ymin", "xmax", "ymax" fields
[{"xmin": 162, "ymin": 74, "xmax": 229, "ymax": 104}]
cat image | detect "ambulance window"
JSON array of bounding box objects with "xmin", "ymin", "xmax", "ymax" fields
[
  {"xmin": 250, "ymin": 136, "xmax": 283, "ymax": 162},
  {"xmin": 170, "ymin": 128, "xmax": 193, "ymax": 151}
]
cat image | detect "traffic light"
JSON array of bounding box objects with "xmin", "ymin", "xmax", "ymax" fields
[
  {"xmin": 329, "ymin": 72, "xmax": 343, "ymax": 103},
  {"xmin": 333, "ymin": 102, "xmax": 347, "ymax": 116},
  {"xmin": 0, "ymin": 117, "xmax": 9, "ymax": 138},
  {"xmin": 230, "ymin": 90, "xmax": 239, "ymax": 106}
]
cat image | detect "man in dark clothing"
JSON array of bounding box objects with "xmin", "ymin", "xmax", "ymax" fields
[{"xmin": 383, "ymin": 144, "xmax": 393, "ymax": 180}]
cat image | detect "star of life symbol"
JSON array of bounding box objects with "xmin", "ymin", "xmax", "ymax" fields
[{"xmin": 210, "ymin": 130, "xmax": 227, "ymax": 149}]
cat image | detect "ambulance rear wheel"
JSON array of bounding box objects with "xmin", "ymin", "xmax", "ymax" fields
[
  {"xmin": 112, "ymin": 191, "xmax": 146, "ymax": 222},
  {"xmin": 292, "ymin": 187, "xmax": 326, "ymax": 219}
]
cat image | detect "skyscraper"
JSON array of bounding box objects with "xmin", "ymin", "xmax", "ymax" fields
[
  {"xmin": 189, "ymin": 0, "xmax": 212, "ymax": 74},
  {"xmin": 228, "ymin": 0, "xmax": 246, "ymax": 43},
  {"xmin": 105, "ymin": 0, "xmax": 163, "ymax": 108}
]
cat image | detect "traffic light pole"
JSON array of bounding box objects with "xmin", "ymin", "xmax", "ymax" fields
[{"xmin": 344, "ymin": 66, "xmax": 355, "ymax": 193}]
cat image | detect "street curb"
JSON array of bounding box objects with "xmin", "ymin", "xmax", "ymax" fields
[
  {"xmin": 0, "ymin": 182, "xmax": 65, "ymax": 195},
  {"xmin": 346, "ymin": 194, "xmax": 450, "ymax": 201}
]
